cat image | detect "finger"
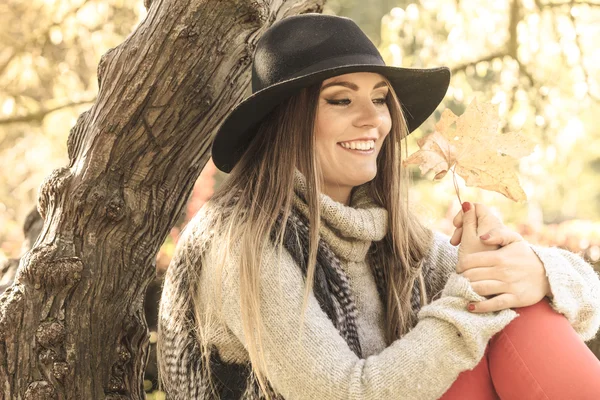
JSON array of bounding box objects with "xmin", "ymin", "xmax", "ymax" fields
[
  {"xmin": 461, "ymin": 201, "xmax": 477, "ymax": 237},
  {"xmin": 460, "ymin": 266, "xmax": 504, "ymax": 283},
  {"xmin": 455, "ymin": 203, "xmax": 495, "ymax": 229},
  {"xmin": 453, "ymin": 208, "xmax": 463, "ymax": 229},
  {"xmin": 450, "ymin": 227, "xmax": 463, "ymax": 246},
  {"xmin": 468, "ymin": 279, "xmax": 506, "ymax": 297},
  {"xmin": 472, "ymin": 202, "xmax": 500, "ymax": 218},
  {"xmin": 468, "ymin": 293, "xmax": 517, "ymax": 313},
  {"xmin": 456, "ymin": 251, "xmax": 502, "ymax": 273},
  {"xmin": 480, "ymin": 228, "xmax": 524, "ymax": 247},
  {"xmin": 473, "ymin": 203, "xmax": 504, "ymax": 228}
]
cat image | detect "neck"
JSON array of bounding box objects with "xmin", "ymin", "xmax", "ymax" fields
[
  {"xmin": 296, "ymin": 166, "xmax": 354, "ymax": 205},
  {"xmin": 321, "ymin": 181, "xmax": 353, "ymax": 206}
]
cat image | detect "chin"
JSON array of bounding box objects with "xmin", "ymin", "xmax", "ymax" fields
[{"xmin": 349, "ymin": 170, "xmax": 377, "ymax": 185}]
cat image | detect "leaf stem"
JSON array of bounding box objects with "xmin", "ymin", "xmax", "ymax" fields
[{"xmin": 452, "ymin": 166, "xmax": 462, "ymax": 206}]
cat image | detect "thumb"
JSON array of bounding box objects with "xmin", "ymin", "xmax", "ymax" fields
[{"xmin": 461, "ymin": 202, "xmax": 477, "ymax": 236}]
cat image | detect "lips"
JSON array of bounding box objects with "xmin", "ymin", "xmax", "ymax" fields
[
  {"xmin": 337, "ymin": 137, "xmax": 378, "ymax": 142},
  {"xmin": 337, "ymin": 140, "xmax": 376, "ymax": 151},
  {"xmin": 337, "ymin": 143, "xmax": 375, "ymax": 154}
]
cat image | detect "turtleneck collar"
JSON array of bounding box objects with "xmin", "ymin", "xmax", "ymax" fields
[{"xmin": 292, "ymin": 168, "xmax": 388, "ymax": 262}]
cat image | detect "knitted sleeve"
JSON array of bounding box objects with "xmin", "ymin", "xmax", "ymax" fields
[
  {"xmin": 529, "ymin": 244, "xmax": 600, "ymax": 342},
  {"xmin": 424, "ymin": 230, "xmax": 600, "ymax": 343},
  {"xmin": 421, "ymin": 231, "xmax": 461, "ymax": 303},
  {"xmin": 204, "ymin": 238, "xmax": 519, "ymax": 400}
]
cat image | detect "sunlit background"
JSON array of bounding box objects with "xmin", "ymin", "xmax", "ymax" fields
[{"xmin": 1, "ymin": 0, "xmax": 600, "ymax": 395}]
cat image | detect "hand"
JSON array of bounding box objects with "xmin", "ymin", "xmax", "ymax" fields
[
  {"xmin": 450, "ymin": 202, "xmax": 506, "ymax": 247},
  {"xmin": 455, "ymin": 202, "xmax": 551, "ymax": 313},
  {"xmin": 455, "ymin": 202, "xmax": 503, "ymax": 260}
]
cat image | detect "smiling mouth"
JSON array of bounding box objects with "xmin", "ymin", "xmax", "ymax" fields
[{"xmin": 337, "ymin": 143, "xmax": 375, "ymax": 154}]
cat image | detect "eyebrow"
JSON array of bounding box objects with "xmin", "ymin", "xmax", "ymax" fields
[{"xmin": 320, "ymin": 80, "xmax": 388, "ymax": 92}]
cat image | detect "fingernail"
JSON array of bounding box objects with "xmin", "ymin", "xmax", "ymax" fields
[
  {"xmin": 462, "ymin": 202, "xmax": 471, "ymax": 212},
  {"xmin": 468, "ymin": 303, "xmax": 476, "ymax": 311},
  {"xmin": 480, "ymin": 233, "xmax": 490, "ymax": 240}
]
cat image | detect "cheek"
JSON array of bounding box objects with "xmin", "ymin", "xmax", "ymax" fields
[
  {"xmin": 380, "ymin": 111, "xmax": 392, "ymax": 135},
  {"xmin": 315, "ymin": 109, "xmax": 346, "ymax": 143}
]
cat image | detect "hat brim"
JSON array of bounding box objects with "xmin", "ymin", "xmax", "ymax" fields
[{"xmin": 212, "ymin": 64, "xmax": 450, "ymax": 173}]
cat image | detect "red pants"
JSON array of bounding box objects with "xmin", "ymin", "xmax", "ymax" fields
[{"xmin": 440, "ymin": 298, "xmax": 600, "ymax": 400}]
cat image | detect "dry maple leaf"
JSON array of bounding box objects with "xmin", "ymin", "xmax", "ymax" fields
[{"xmin": 403, "ymin": 98, "xmax": 537, "ymax": 202}]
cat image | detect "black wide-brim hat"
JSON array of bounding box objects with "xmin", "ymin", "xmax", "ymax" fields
[{"xmin": 212, "ymin": 13, "xmax": 451, "ymax": 173}]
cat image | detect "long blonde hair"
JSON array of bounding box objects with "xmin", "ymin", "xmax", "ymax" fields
[{"xmin": 160, "ymin": 76, "xmax": 434, "ymax": 398}]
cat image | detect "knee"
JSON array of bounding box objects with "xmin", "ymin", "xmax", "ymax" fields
[
  {"xmin": 513, "ymin": 297, "xmax": 553, "ymax": 315},
  {"xmin": 490, "ymin": 298, "xmax": 567, "ymax": 345}
]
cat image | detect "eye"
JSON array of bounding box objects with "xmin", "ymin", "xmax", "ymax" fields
[
  {"xmin": 325, "ymin": 98, "xmax": 388, "ymax": 106},
  {"xmin": 326, "ymin": 99, "xmax": 351, "ymax": 106}
]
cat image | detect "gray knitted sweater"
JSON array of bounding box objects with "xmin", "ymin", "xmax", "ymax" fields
[{"xmin": 159, "ymin": 169, "xmax": 600, "ymax": 399}]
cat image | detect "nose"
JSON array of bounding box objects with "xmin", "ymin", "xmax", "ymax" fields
[{"xmin": 353, "ymin": 98, "xmax": 383, "ymax": 129}]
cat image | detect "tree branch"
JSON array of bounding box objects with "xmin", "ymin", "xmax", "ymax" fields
[
  {"xmin": 451, "ymin": 0, "xmax": 536, "ymax": 88},
  {"xmin": 0, "ymin": 99, "xmax": 96, "ymax": 125},
  {"xmin": 536, "ymin": 0, "xmax": 600, "ymax": 8},
  {"xmin": 450, "ymin": 51, "xmax": 507, "ymax": 75},
  {"xmin": 568, "ymin": 0, "xmax": 600, "ymax": 102},
  {"xmin": 514, "ymin": 58, "xmax": 536, "ymax": 87}
]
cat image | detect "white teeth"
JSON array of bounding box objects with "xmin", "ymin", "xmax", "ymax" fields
[{"xmin": 339, "ymin": 140, "xmax": 375, "ymax": 150}]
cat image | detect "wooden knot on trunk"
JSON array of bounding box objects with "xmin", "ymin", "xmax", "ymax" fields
[
  {"xmin": 117, "ymin": 344, "xmax": 131, "ymax": 364},
  {"xmin": 110, "ymin": 342, "xmax": 131, "ymax": 387},
  {"xmin": 38, "ymin": 348, "xmax": 59, "ymax": 365},
  {"xmin": 106, "ymin": 196, "xmax": 126, "ymax": 221},
  {"xmin": 52, "ymin": 361, "xmax": 69, "ymax": 380},
  {"xmin": 107, "ymin": 375, "xmax": 126, "ymax": 393},
  {"xmin": 24, "ymin": 380, "xmax": 57, "ymax": 400},
  {"xmin": 238, "ymin": 0, "xmax": 269, "ymax": 26},
  {"xmin": 37, "ymin": 167, "xmax": 73, "ymax": 220},
  {"xmin": 177, "ymin": 24, "xmax": 200, "ymax": 39},
  {"xmin": 88, "ymin": 185, "xmax": 127, "ymax": 222},
  {"xmin": 36, "ymin": 320, "xmax": 66, "ymax": 349},
  {"xmin": 18, "ymin": 245, "xmax": 84, "ymax": 291}
]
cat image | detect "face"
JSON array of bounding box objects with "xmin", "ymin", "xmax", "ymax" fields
[{"xmin": 314, "ymin": 72, "xmax": 392, "ymax": 197}]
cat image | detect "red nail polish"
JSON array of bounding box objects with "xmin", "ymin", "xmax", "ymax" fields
[
  {"xmin": 468, "ymin": 304, "xmax": 476, "ymax": 311},
  {"xmin": 462, "ymin": 202, "xmax": 471, "ymax": 212}
]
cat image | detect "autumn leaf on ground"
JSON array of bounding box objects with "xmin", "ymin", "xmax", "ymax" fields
[{"xmin": 403, "ymin": 98, "xmax": 537, "ymax": 202}]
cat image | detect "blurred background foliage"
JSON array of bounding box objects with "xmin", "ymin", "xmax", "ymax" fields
[
  {"xmin": 1, "ymin": 0, "xmax": 147, "ymax": 258},
  {"xmin": 2, "ymin": 0, "xmax": 600, "ymax": 395}
]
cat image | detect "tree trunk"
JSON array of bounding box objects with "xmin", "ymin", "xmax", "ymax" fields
[{"xmin": 0, "ymin": 0, "xmax": 324, "ymax": 398}]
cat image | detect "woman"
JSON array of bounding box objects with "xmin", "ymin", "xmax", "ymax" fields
[{"xmin": 157, "ymin": 13, "xmax": 600, "ymax": 400}]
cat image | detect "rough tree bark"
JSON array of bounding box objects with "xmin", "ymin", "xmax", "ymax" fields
[{"xmin": 0, "ymin": 0, "xmax": 324, "ymax": 398}]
